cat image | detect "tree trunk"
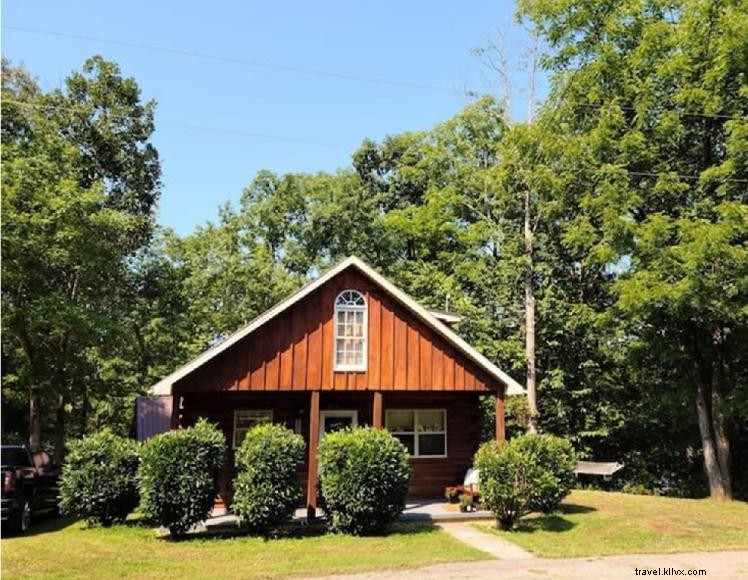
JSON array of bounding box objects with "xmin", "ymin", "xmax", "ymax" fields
[
  {"xmin": 695, "ymin": 378, "xmax": 725, "ymax": 499},
  {"xmin": 54, "ymin": 391, "xmax": 67, "ymax": 463},
  {"xmin": 711, "ymin": 330, "xmax": 732, "ymax": 499},
  {"xmin": 710, "ymin": 384, "xmax": 732, "ymax": 499},
  {"xmin": 29, "ymin": 384, "xmax": 42, "ymax": 450},
  {"xmin": 79, "ymin": 385, "xmax": 90, "ymax": 438},
  {"xmin": 17, "ymin": 326, "xmax": 42, "ymax": 450},
  {"xmin": 524, "ymin": 187, "xmax": 538, "ymax": 433}
]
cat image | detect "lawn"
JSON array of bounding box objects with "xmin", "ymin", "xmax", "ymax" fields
[
  {"xmin": 476, "ymin": 489, "xmax": 748, "ymax": 558},
  {"xmin": 1, "ymin": 517, "xmax": 487, "ymax": 580}
]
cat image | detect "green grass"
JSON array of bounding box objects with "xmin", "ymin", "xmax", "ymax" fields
[
  {"xmin": 475, "ymin": 489, "xmax": 748, "ymax": 558},
  {"xmin": 2, "ymin": 517, "xmax": 487, "ymax": 579}
]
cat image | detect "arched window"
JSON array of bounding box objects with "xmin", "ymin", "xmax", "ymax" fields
[{"xmin": 334, "ymin": 290, "xmax": 367, "ymax": 371}]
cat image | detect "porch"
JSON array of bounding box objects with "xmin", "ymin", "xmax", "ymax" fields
[
  {"xmin": 203, "ymin": 498, "xmax": 494, "ymax": 534},
  {"xmin": 173, "ymin": 389, "xmax": 505, "ymax": 518}
]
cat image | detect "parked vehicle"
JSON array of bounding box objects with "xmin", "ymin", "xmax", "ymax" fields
[{"xmin": 1, "ymin": 445, "xmax": 61, "ymax": 534}]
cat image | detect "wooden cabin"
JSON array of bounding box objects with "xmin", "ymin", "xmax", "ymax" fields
[{"xmin": 149, "ymin": 256, "xmax": 524, "ymax": 517}]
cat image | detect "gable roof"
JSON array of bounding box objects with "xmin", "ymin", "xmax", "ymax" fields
[{"xmin": 150, "ymin": 256, "xmax": 525, "ymax": 396}]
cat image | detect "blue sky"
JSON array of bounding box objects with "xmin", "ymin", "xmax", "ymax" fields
[{"xmin": 3, "ymin": 1, "xmax": 543, "ymax": 235}]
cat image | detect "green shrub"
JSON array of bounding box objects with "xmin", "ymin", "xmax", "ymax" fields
[
  {"xmin": 509, "ymin": 434, "xmax": 576, "ymax": 514},
  {"xmin": 318, "ymin": 427, "xmax": 411, "ymax": 535},
  {"xmin": 232, "ymin": 423, "xmax": 306, "ymax": 535},
  {"xmin": 59, "ymin": 430, "xmax": 140, "ymax": 527},
  {"xmin": 139, "ymin": 419, "xmax": 226, "ymax": 536},
  {"xmin": 475, "ymin": 434, "xmax": 576, "ymax": 529}
]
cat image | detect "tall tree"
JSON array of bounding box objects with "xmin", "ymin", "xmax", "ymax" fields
[
  {"xmin": 1, "ymin": 57, "xmax": 161, "ymax": 456},
  {"xmin": 518, "ymin": 0, "xmax": 748, "ymax": 498}
]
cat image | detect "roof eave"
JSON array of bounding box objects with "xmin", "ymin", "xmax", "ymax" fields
[{"xmin": 149, "ymin": 256, "xmax": 526, "ymax": 397}]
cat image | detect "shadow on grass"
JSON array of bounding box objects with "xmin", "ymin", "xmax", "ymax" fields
[
  {"xmin": 159, "ymin": 520, "xmax": 441, "ymax": 543},
  {"xmin": 559, "ymin": 503, "xmax": 596, "ymax": 515},
  {"xmin": 8, "ymin": 514, "xmax": 75, "ymax": 537},
  {"xmin": 504, "ymin": 503, "xmax": 596, "ymax": 534},
  {"xmin": 513, "ymin": 514, "xmax": 575, "ymax": 533},
  {"xmin": 482, "ymin": 503, "xmax": 595, "ymax": 535}
]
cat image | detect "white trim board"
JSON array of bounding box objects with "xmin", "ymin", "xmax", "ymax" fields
[{"xmin": 149, "ymin": 256, "xmax": 525, "ymax": 396}]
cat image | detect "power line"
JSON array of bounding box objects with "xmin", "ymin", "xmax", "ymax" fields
[
  {"xmin": 3, "ymin": 25, "xmax": 464, "ymax": 96},
  {"xmin": 2, "ymin": 98, "xmax": 349, "ymax": 148},
  {"xmin": 568, "ymin": 101, "xmax": 746, "ymax": 122},
  {"xmin": 162, "ymin": 121, "xmax": 347, "ymax": 148},
  {"xmin": 561, "ymin": 165, "xmax": 748, "ymax": 184},
  {"xmin": 6, "ymin": 98, "xmax": 747, "ymax": 182}
]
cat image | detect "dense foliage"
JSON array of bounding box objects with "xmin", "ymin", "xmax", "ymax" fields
[
  {"xmin": 139, "ymin": 420, "xmax": 226, "ymax": 536},
  {"xmin": 1, "ymin": 56, "xmax": 161, "ymax": 458},
  {"xmin": 475, "ymin": 434, "xmax": 576, "ymax": 529},
  {"xmin": 232, "ymin": 423, "xmax": 306, "ymax": 535},
  {"xmin": 318, "ymin": 427, "xmax": 411, "ymax": 535},
  {"xmin": 2, "ymin": 0, "xmax": 746, "ymax": 501},
  {"xmin": 59, "ymin": 431, "xmax": 140, "ymax": 527}
]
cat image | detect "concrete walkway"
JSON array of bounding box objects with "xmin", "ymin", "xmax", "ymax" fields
[
  {"xmin": 437, "ymin": 522, "xmax": 534, "ymax": 560},
  {"xmin": 320, "ymin": 550, "xmax": 748, "ymax": 579}
]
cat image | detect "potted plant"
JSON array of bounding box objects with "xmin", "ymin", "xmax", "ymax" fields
[
  {"xmin": 458, "ymin": 493, "xmax": 473, "ymax": 513},
  {"xmin": 444, "ymin": 487, "xmax": 460, "ymax": 503}
]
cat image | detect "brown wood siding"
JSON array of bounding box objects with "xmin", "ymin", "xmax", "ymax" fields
[
  {"xmin": 384, "ymin": 393, "xmax": 483, "ymax": 497},
  {"xmin": 174, "ymin": 268, "xmax": 501, "ymax": 394},
  {"xmin": 178, "ymin": 391, "xmax": 484, "ymax": 501}
]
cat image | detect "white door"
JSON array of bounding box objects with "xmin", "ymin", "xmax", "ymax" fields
[{"xmin": 319, "ymin": 410, "xmax": 358, "ymax": 440}]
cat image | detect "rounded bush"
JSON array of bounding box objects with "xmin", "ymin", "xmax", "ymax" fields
[
  {"xmin": 232, "ymin": 423, "xmax": 306, "ymax": 535},
  {"xmin": 139, "ymin": 419, "xmax": 226, "ymax": 536},
  {"xmin": 475, "ymin": 434, "xmax": 575, "ymax": 530},
  {"xmin": 318, "ymin": 427, "xmax": 411, "ymax": 535},
  {"xmin": 59, "ymin": 430, "xmax": 140, "ymax": 527},
  {"xmin": 510, "ymin": 434, "xmax": 576, "ymax": 514}
]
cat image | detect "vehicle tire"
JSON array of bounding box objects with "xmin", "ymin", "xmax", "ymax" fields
[{"xmin": 15, "ymin": 499, "xmax": 31, "ymax": 534}]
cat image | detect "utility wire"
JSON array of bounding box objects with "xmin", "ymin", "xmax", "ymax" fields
[
  {"xmin": 6, "ymin": 24, "xmax": 747, "ymax": 122},
  {"xmin": 7, "ymin": 97, "xmax": 747, "ymax": 182},
  {"xmin": 2, "ymin": 98, "xmax": 349, "ymax": 148},
  {"xmin": 3, "ymin": 25, "xmax": 463, "ymax": 95},
  {"xmin": 556, "ymin": 164, "xmax": 748, "ymax": 184},
  {"xmin": 568, "ymin": 102, "xmax": 746, "ymax": 122}
]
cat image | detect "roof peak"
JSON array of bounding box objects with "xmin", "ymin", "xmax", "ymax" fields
[{"xmin": 150, "ymin": 255, "xmax": 524, "ymax": 396}]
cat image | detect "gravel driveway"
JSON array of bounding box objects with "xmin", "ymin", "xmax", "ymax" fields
[{"xmin": 319, "ymin": 550, "xmax": 748, "ymax": 579}]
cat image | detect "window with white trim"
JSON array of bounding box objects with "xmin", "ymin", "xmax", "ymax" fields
[
  {"xmin": 385, "ymin": 409, "xmax": 447, "ymax": 457},
  {"xmin": 233, "ymin": 410, "xmax": 272, "ymax": 449},
  {"xmin": 333, "ymin": 290, "xmax": 367, "ymax": 371}
]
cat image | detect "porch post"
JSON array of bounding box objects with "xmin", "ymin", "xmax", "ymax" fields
[
  {"xmin": 170, "ymin": 394, "xmax": 181, "ymax": 431},
  {"xmin": 372, "ymin": 391, "xmax": 383, "ymax": 428},
  {"xmin": 306, "ymin": 390, "xmax": 320, "ymax": 520},
  {"xmin": 495, "ymin": 391, "xmax": 506, "ymax": 446}
]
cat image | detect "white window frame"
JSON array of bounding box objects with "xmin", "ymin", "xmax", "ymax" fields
[
  {"xmin": 233, "ymin": 409, "xmax": 273, "ymax": 449},
  {"xmin": 319, "ymin": 410, "xmax": 359, "ymax": 441},
  {"xmin": 333, "ymin": 289, "xmax": 368, "ymax": 372},
  {"xmin": 385, "ymin": 409, "xmax": 448, "ymax": 458}
]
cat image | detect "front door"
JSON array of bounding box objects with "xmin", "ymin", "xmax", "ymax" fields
[{"xmin": 320, "ymin": 410, "xmax": 358, "ymax": 440}]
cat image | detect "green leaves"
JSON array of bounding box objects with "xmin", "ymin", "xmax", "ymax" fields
[
  {"xmin": 318, "ymin": 427, "xmax": 411, "ymax": 536},
  {"xmin": 475, "ymin": 434, "xmax": 576, "ymax": 529},
  {"xmin": 139, "ymin": 419, "xmax": 226, "ymax": 536},
  {"xmin": 1, "ymin": 57, "xmax": 161, "ymax": 449},
  {"xmin": 232, "ymin": 423, "xmax": 305, "ymax": 535},
  {"xmin": 59, "ymin": 430, "xmax": 140, "ymax": 527}
]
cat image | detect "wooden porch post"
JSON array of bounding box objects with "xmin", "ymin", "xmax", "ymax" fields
[
  {"xmin": 495, "ymin": 391, "xmax": 506, "ymax": 446},
  {"xmin": 170, "ymin": 394, "xmax": 181, "ymax": 430},
  {"xmin": 372, "ymin": 391, "xmax": 383, "ymax": 428},
  {"xmin": 306, "ymin": 391, "xmax": 320, "ymax": 520}
]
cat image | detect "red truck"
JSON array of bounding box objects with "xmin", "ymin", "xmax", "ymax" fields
[{"xmin": 1, "ymin": 445, "xmax": 61, "ymax": 534}]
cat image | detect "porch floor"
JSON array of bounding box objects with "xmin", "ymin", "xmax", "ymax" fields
[{"xmin": 202, "ymin": 499, "xmax": 493, "ymax": 534}]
